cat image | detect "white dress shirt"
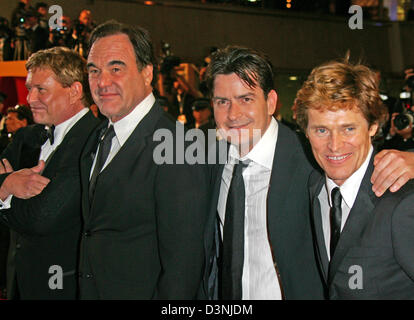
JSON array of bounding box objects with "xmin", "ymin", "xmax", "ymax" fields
[
  {"xmin": 218, "ymin": 117, "xmax": 282, "ymax": 300},
  {"xmin": 0, "ymin": 108, "xmax": 90, "ymax": 209},
  {"xmin": 90, "ymin": 92, "xmax": 155, "ymax": 176},
  {"xmin": 318, "ymin": 146, "xmax": 373, "ymax": 260}
]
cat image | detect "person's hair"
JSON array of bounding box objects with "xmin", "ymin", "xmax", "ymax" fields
[
  {"xmin": 7, "ymin": 105, "xmax": 34, "ymax": 125},
  {"xmin": 26, "ymin": 46, "xmax": 93, "ymax": 107},
  {"xmin": 295, "ymin": 58, "xmax": 388, "ymax": 134},
  {"xmin": 35, "ymin": 2, "xmax": 47, "ymax": 10},
  {"xmin": 88, "ymin": 20, "xmax": 157, "ymax": 84},
  {"xmin": 205, "ymin": 46, "xmax": 274, "ymax": 99}
]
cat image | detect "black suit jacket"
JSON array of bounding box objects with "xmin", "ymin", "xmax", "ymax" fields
[
  {"xmin": 309, "ymin": 153, "xmax": 414, "ymax": 299},
  {"xmin": 79, "ymin": 102, "xmax": 209, "ymax": 299},
  {"xmin": 0, "ymin": 111, "xmax": 101, "ymax": 299},
  {"xmin": 202, "ymin": 121, "xmax": 325, "ymax": 299}
]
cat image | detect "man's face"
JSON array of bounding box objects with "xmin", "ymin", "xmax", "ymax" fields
[
  {"xmin": 87, "ymin": 34, "xmax": 153, "ymax": 123},
  {"xmin": 26, "ymin": 68, "xmax": 73, "ymax": 126},
  {"xmin": 5, "ymin": 112, "xmax": 27, "ymax": 134},
  {"xmin": 306, "ymin": 107, "xmax": 378, "ymax": 186},
  {"xmin": 37, "ymin": 7, "xmax": 47, "ymax": 17},
  {"xmin": 212, "ymin": 73, "xmax": 276, "ymax": 155},
  {"xmin": 193, "ymin": 108, "xmax": 211, "ymax": 124},
  {"xmin": 79, "ymin": 11, "xmax": 91, "ymax": 26}
]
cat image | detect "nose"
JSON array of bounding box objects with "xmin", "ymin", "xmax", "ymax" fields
[
  {"xmin": 27, "ymin": 88, "xmax": 38, "ymax": 105},
  {"xmin": 227, "ymin": 101, "xmax": 241, "ymax": 121},
  {"xmin": 97, "ymin": 70, "xmax": 112, "ymax": 88},
  {"xmin": 328, "ymin": 131, "xmax": 343, "ymax": 152}
]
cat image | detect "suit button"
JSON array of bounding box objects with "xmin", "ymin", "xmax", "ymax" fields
[
  {"xmin": 84, "ymin": 231, "xmax": 91, "ymax": 237},
  {"xmin": 85, "ymin": 274, "xmax": 93, "ymax": 279},
  {"xmin": 16, "ymin": 244, "xmax": 21, "ymax": 249}
]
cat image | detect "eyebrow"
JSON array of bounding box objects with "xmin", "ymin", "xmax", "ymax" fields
[
  {"xmin": 86, "ymin": 60, "xmax": 126, "ymax": 69},
  {"xmin": 212, "ymin": 93, "xmax": 254, "ymax": 100},
  {"xmin": 235, "ymin": 93, "xmax": 254, "ymax": 99},
  {"xmin": 308, "ymin": 123, "xmax": 357, "ymax": 129}
]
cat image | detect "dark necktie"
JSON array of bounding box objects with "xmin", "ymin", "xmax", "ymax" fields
[
  {"xmin": 46, "ymin": 125, "xmax": 55, "ymax": 145},
  {"xmin": 89, "ymin": 125, "xmax": 115, "ymax": 203},
  {"xmin": 330, "ymin": 187, "xmax": 342, "ymax": 258},
  {"xmin": 221, "ymin": 161, "xmax": 248, "ymax": 300}
]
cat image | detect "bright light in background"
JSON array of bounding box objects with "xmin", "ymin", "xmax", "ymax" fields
[
  {"xmin": 144, "ymin": 1, "xmax": 155, "ymax": 5},
  {"xmin": 289, "ymin": 76, "xmax": 298, "ymax": 81},
  {"xmin": 286, "ymin": 0, "xmax": 292, "ymax": 9}
]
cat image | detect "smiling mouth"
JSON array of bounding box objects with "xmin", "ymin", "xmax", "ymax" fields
[
  {"xmin": 326, "ymin": 153, "xmax": 352, "ymax": 162},
  {"xmin": 228, "ymin": 123, "xmax": 250, "ymax": 130}
]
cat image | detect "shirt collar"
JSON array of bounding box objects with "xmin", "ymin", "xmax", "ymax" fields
[
  {"xmin": 228, "ymin": 117, "xmax": 278, "ymax": 170},
  {"xmin": 326, "ymin": 145, "xmax": 373, "ymax": 208},
  {"xmin": 50, "ymin": 108, "xmax": 89, "ymax": 147},
  {"xmin": 109, "ymin": 93, "xmax": 155, "ymax": 147}
]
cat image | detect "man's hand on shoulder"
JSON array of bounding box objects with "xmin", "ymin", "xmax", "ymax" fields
[
  {"xmin": 1, "ymin": 161, "xmax": 50, "ymax": 200},
  {"xmin": 372, "ymin": 150, "xmax": 414, "ymax": 197}
]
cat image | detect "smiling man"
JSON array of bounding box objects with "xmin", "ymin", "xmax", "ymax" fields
[
  {"xmin": 78, "ymin": 20, "xmax": 208, "ymax": 299},
  {"xmin": 0, "ymin": 47, "xmax": 100, "ymax": 299},
  {"xmin": 295, "ymin": 59, "xmax": 414, "ymax": 299},
  {"xmin": 202, "ymin": 46, "xmax": 325, "ymax": 300}
]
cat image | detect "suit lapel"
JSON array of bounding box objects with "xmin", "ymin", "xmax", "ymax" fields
[
  {"xmin": 309, "ymin": 172, "xmax": 329, "ymax": 283},
  {"xmin": 267, "ymin": 124, "xmax": 297, "ymax": 248},
  {"xmin": 328, "ymin": 154, "xmax": 378, "ymax": 285}
]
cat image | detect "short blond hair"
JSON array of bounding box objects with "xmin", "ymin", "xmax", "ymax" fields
[
  {"xmin": 295, "ymin": 58, "xmax": 387, "ymax": 134},
  {"xmin": 26, "ymin": 47, "xmax": 93, "ymax": 107}
]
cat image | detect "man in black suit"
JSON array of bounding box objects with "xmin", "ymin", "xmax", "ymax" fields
[
  {"xmin": 0, "ymin": 46, "xmax": 101, "ymax": 299},
  {"xmin": 202, "ymin": 46, "xmax": 325, "ymax": 300},
  {"xmin": 79, "ymin": 21, "xmax": 208, "ymax": 299},
  {"xmin": 295, "ymin": 58, "xmax": 414, "ymax": 299},
  {"xmin": 201, "ymin": 46, "xmax": 414, "ymax": 300}
]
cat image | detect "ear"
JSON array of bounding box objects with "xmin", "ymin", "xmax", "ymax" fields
[
  {"xmin": 369, "ymin": 122, "xmax": 379, "ymax": 137},
  {"xmin": 142, "ymin": 65, "xmax": 153, "ymax": 88},
  {"xmin": 266, "ymin": 90, "xmax": 278, "ymax": 116},
  {"xmin": 69, "ymin": 81, "xmax": 83, "ymax": 105}
]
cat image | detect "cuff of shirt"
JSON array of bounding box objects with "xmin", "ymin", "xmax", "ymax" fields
[{"xmin": 0, "ymin": 195, "xmax": 13, "ymax": 210}]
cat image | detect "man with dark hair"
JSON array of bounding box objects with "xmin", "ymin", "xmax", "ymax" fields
[
  {"xmin": 295, "ymin": 59, "xmax": 414, "ymax": 299},
  {"xmin": 203, "ymin": 46, "xmax": 325, "ymax": 300},
  {"xmin": 189, "ymin": 98, "xmax": 215, "ymax": 135},
  {"xmin": 0, "ymin": 46, "xmax": 101, "ymax": 299},
  {"xmin": 34, "ymin": 2, "xmax": 48, "ymax": 29},
  {"xmin": 79, "ymin": 20, "xmax": 208, "ymax": 299},
  {"xmin": 0, "ymin": 105, "xmax": 34, "ymax": 153},
  {"xmin": 202, "ymin": 46, "xmax": 414, "ymax": 300},
  {"xmin": 6, "ymin": 105, "xmax": 34, "ymax": 132}
]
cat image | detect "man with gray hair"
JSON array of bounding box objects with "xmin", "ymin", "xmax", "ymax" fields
[{"xmin": 79, "ymin": 20, "xmax": 208, "ymax": 299}]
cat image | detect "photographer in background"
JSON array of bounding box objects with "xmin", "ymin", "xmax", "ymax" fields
[
  {"xmin": 72, "ymin": 9, "xmax": 95, "ymax": 58},
  {"xmin": 382, "ymin": 67, "xmax": 414, "ymax": 151},
  {"xmin": 35, "ymin": 2, "xmax": 48, "ymax": 29},
  {"xmin": 48, "ymin": 15, "xmax": 74, "ymax": 48},
  {"xmin": 0, "ymin": 17, "xmax": 12, "ymax": 61}
]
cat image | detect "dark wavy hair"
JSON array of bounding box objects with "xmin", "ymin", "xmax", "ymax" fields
[
  {"xmin": 205, "ymin": 46, "xmax": 274, "ymax": 99},
  {"xmin": 88, "ymin": 20, "xmax": 157, "ymax": 85}
]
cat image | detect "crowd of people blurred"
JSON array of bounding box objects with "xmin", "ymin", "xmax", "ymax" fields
[{"xmin": 0, "ymin": 0, "xmax": 96, "ymax": 61}]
